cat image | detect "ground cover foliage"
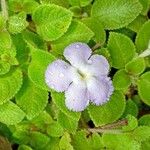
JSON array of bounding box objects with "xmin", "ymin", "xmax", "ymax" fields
[{"xmin": 0, "ymin": 0, "xmax": 150, "ymax": 149}]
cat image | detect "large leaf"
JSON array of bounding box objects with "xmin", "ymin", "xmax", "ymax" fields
[
  {"xmin": 107, "ymin": 32, "xmax": 136, "ymax": 69},
  {"xmin": 0, "ymin": 69, "xmax": 22, "ymax": 105},
  {"xmin": 28, "ymin": 50, "xmax": 56, "ymax": 90},
  {"xmin": 88, "ymin": 91, "xmax": 126, "ymax": 126},
  {"xmin": 16, "ymin": 77, "xmax": 48, "ymax": 120},
  {"xmin": 138, "ymin": 72, "xmax": 150, "ymax": 105},
  {"xmin": 51, "ymin": 20, "xmax": 94, "ymax": 55},
  {"xmin": 0, "ymin": 101, "xmax": 25, "ymax": 125},
  {"xmin": 32, "ymin": 4, "xmax": 73, "ymax": 41},
  {"xmin": 91, "ymin": 0, "xmax": 142, "ymax": 29}
]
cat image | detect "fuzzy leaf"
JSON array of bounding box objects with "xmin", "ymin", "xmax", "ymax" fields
[
  {"xmin": 28, "ymin": 50, "xmax": 56, "ymax": 90},
  {"xmin": 51, "ymin": 20, "xmax": 94, "ymax": 55},
  {"xmin": 138, "ymin": 72, "xmax": 150, "ymax": 105},
  {"xmin": 0, "ymin": 69, "xmax": 22, "ymax": 104},
  {"xmin": 135, "ymin": 20, "xmax": 150, "ymax": 53},
  {"xmin": 32, "ymin": 4, "xmax": 73, "ymax": 41},
  {"xmin": 51, "ymin": 92, "xmax": 81, "ymax": 121},
  {"xmin": 58, "ymin": 111, "xmax": 78, "ymax": 133},
  {"xmin": 68, "ymin": 0, "xmax": 92, "ymax": 7},
  {"xmin": 125, "ymin": 57, "xmax": 146, "ymax": 75},
  {"xmin": 91, "ymin": 0, "xmax": 142, "ymax": 29},
  {"xmin": 8, "ymin": 12, "xmax": 28, "ymax": 34},
  {"xmin": 107, "ymin": 32, "xmax": 136, "ymax": 69},
  {"xmin": 16, "ymin": 77, "xmax": 48, "ymax": 120},
  {"xmin": 0, "ymin": 101, "xmax": 25, "ymax": 125},
  {"xmin": 82, "ymin": 17, "xmax": 106, "ymax": 44},
  {"xmin": 18, "ymin": 145, "xmax": 33, "ymax": 150},
  {"xmin": 113, "ymin": 69, "xmax": 131, "ymax": 91},
  {"xmin": 47, "ymin": 122, "xmax": 64, "ymax": 137},
  {"xmin": 139, "ymin": 114, "xmax": 150, "ymax": 126},
  {"xmin": 88, "ymin": 91, "xmax": 126, "ymax": 126}
]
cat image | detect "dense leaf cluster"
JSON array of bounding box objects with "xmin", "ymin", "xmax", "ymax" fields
[{"xmin": 0, "ymin": 0, "xmax": 150, "ymax": 149}]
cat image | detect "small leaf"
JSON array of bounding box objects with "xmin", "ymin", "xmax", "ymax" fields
[
  {"xmin": 107, "ymin": 32, "xmax": 136, "ymax": 69},
  {"xmin": 47, "ymin": 122, "xmax": 64, "ymax": 137},
  {"xmin": 125, "ymin": 57, "xmax": 146, "ymax": 75},
  {"xmin": 0, "ymin": 101, "xmax": 25, "ymax": 125},
  {"xmin": 88, "ymin": 91, "xmax": 126, "ymax": 126},
  {"xmin": 82, "ymin": 17, "xmax": 106, "ymax": 44},
  {"xmin": 51, "ymin": 92, "xmax": 81, "ymax": 121},
  {"xmin": 28, "ymin": 50, "xmax": 56, "ymax": 90},
  {"xmin": 139, "ymin": 114, "xmax": 150, "ymax": 126},
  {"xmin": 32, "ymin": 4, "xmax": 73, "ymax": 41},
  {"xmin": 16, "ymin": 77, "xmax": 48, "ymax": 120},
  {"xmin": 133, "ymin": 126, "xmax": 150, "ymax": 142},
  {"xmin": 139, "ymin": 0, "xmax": 150, "ymax": 15},
  {"xmin": 122, "ymin": 99, "xmax": 138, "ymax": 117},
  {"xmin": 29, "ymin": 131, "xmax": 50, "ymax": 149},
  {"xmin": 8, "ymin": 12, "xmax": 28, "ymax": 34},
  {"xmin": 0, "ymin": 69, "xmax": 23, "ymax": 105},
  {"xmin": 113, "ymin": 69, "xmax": 131, "ymax": 91},
  {"xmin": 58, "ymin": 111, "xmax": 78, "ymax": 133},
  {"xmin": 128, "ymin": 15, "xmax": 148, "ymax": 33},
  {"xmin": 138, "ymin": 72, "xmax": 150, "ymax": 105},
  {"xmin": 91, "ymin": 0, "xmax": 142, "ymax": 29},
  {"xmin": 51, "ymin": 20, "xmax": 94, "ymax": 55},
  {"xmin": 59, "ymin": 132, "xmax": 74, "ymax": 150},
  {"xmin": 122, "ymin": 115, "xmax": 138, "ymax": 131},
  {"xmin": 18, "ymin": 145, "xmax": 33, "ymax": 150},
  {"xmin": 135, "ymin": 20, "xmax": 150, "ymax": 53}
]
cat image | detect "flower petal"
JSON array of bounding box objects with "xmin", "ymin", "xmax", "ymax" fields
[
  {"xmin": 65, "ymin": 82, "xmax": 89, "ymax": 112},
  {"xmin": 87, "ymin": 55, "xmax": 110, "ymax": 76},
  {"xmin": 87, "ymin": 77, "xmax": 114, "ymax": 105},
  {"xmin": 45, "ymin": 59, "xmax": 72, "ymax": 92},
  {"xmin": 64, "ymin": 42, "xmax": 92, "ymax": 67}
]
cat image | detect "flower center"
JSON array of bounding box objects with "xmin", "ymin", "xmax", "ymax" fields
[{"xmin": 77, "ymin": 69, "xmax": 91, "ymax": 81}]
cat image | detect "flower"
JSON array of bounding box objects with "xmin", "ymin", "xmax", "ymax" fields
[{"xmin": 45, "ymin": 42, "xmax": 114, "ymax": 112}]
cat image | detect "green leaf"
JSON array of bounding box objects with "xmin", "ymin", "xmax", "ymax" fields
[
  {"xmin": 29, "ymin": 131, "xmax": 50, "ymax": 149},
  {"xmin": 122, "ymin": 99, "xmax": 138, "ymax": 117},
  {"xmin": 122, "ymin": 115, "xmax": 138, "ymax": 131},
  {"xmin": 128, "ymin": 15, "xmax": 148, "ymax": 33},
  {"xmin": 57, "ymin": 111, "xmax": 78, "ymax": 133},
  {"xmin": 0, "ymin": 101, "xmax": 25, "ymax": 125},
  {"xmin": 0, "ymin": 69, "xmax": 22, "ymax": 105},
  {"xmin": 51, "ymin": 92, "xmax": 81, "ymax": 121},
  {"xmin": 72, "ymin": 131, "xmax": 91, "ymax": 150},
  {"xmin": 88, "ymin": 91, "xmax": 126, "ymax": 126},
  {"xmin": 133, "ymin": 126, "xmax": 150, "ymax": 142},
  {"xmin": 68, "ymin": 0, "xmax": 92, "ymax": 7},
  {"xmin": 47, "ymin": 122, "xmax": 64, "ymax": 137},
  {"xmin": 32, "ymin": 4, "xmax": 73, "ymax": 41},
  {"xmin": 125, "ymin": 57, "xmax": 146, "ymax": 75},
  {"xmin": 107, "ymin": 32, "xmax": 136, "ymax": 69},
  {"xmin": 91, "ymin": 0, "xmax": 142, "ymax": 29},
  {"xmin": 113, "ymin": 69, "xmax": 131, "ymax": 91},
  {"xmin": 8, "ymin": 12, "xmax": 28, "ymax": 34},
  {"xmin": 16, "ymin": 77, "xmax": 48, "ymax": 120},
  {"xmin": 59, "ymin": 132, "xmax": 73, "ymax": 150},
  {"xmin": 82, "ymin": 17, "xmax": 106, "ymax": 44},
  {"xmin": 18, "ymin": 145, "xmax": 33, "ymax": 150},
  {"xmin": 102, "ymin": 133, "xmax": 140, "ymax": 150},
  {"xmin": 139, "ymin": 0, "xmax": 150, "ymax": 15},
  {"xmin": 51, "ymin": 20, "xmax": 94, "ymax": 55},
  {"xmin": 28, "ymin": 50, "xmax": 56, "ymax": 90},
  {"xmin": 135, "ymin": 20, "xmax": 150, "ymax": 53},
  {"xmin": 138, "ymin": 72, "xmax": 150, "ymax": 105},
  {"xmin": 139, "ymin": 114, "xmax": 150, "ymax": 126}
]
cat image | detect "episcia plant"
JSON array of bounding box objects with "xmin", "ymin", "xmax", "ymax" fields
[{"xmin": 0, "ymin": 0, "xmax": 150, "ymax": 149}]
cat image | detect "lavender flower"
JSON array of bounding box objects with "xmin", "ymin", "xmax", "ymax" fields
[{"xmin": 45, "ymin": 42, "xmax": 114, "ymax": 112}]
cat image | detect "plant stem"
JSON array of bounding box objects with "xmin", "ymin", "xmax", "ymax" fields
[
  {"xmin": 92, "ymin": 43, "xmax": 101, "ymax": 51},
  {"xmin": 1, "ymin": 0, "xmax": 8, "ymax": 20}
]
